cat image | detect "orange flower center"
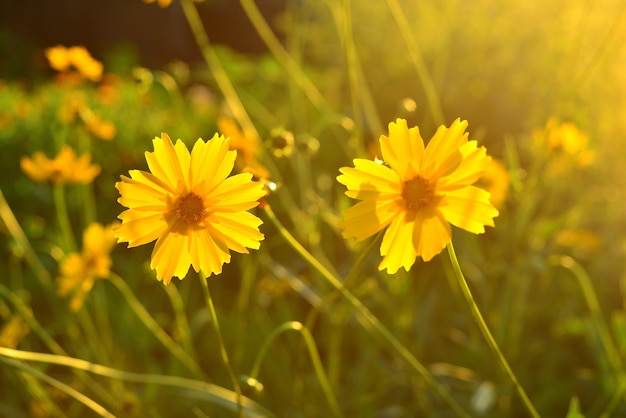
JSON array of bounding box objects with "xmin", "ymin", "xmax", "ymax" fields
[
  {"xmin": 175, "ymin": 193, "xmax": 206, "ymax": 224},
  {"xmin": 402, "ymin": 175, "xmax": 434, "ymax": 211}
]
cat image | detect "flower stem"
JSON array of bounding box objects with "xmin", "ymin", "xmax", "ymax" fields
[
  {"xmin": 446, "ymin": 242, "xmax": 540, "ymax": 418},
  {"xmin": 53, "ymin": 184, "xmax": 77, "ymax": 252},
  {"xmin": 198, "ymin": 271, "xmax": 243, "ymax": 418},
  {"xmin": 263, "ymin": 205, "xmax": 470, "ymax": 418},
  {"xmin": 249, "ymin": 321, "xmax": 344, "ymax": 418},
  {"xmin": 108, "ymin": 273, "xmax": 202, "ymax": 377}
]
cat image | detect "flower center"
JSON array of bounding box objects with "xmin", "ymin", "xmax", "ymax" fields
[
  {"xmin": 174, "ymin": 193, "xmax": 206, "ymax": 224},
  {"xmin": 402, "ymin": 175, "xmax": 434, "ymax": 211}
]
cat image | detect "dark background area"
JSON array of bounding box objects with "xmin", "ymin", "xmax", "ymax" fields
[{"xmin": 0, "ymin": 0, "xmax": 286, "ymax": 78}]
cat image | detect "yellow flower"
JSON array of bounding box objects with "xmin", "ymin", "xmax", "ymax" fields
[
  {"xmin": 45, "ymin": 45, "xmax": 72, "ymax": 72},
  {"xmin": 57, "ymin": 223, "xmax": 117, "ymax": 311},
  {"xmin": 532, "ymin": 118, "xmax": 596, "ymax": 175},
  {"xmin": 217, "ymin": 116, "xmax": 269, "ymax": 179},
  {"xmin": 114, "ymin": 133, "xmax": 265, "ymax": 284},
  {"xmin": 84, "ymin": 113, "xmax": 116, "ymax": 141},
  {"xmin": 475, "ymin": 159, "xmax": 510, "ymax": 208},
  {"xmin": 337, "ymin": 118, "xmax": 499, "ymax": 273},
  {"xmin": 143, "ymin": 0, "xmax": 203, "ymax": 7},
  {"xmin": 44, "ymin": 45, "xmax": 103, "ymax": 82},
  {"xmin": 20, "ymin": 145, "xmax": 101, "ymax": 184}
]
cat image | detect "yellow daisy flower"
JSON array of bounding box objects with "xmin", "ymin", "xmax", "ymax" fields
[
  {"xmin": 20, "ymin": 145, "xmax": 101, "ymax": 185},
  {"xmin": 114, "ymin": 133, "xmax": 265, "ymax": 284},
  {"xmin": 57, "ymin": 223, "xmax": 117, "ymax": 311},
  {"xmin": 337, "ymin": 118, "xmax": 499, "ymax": 273}
]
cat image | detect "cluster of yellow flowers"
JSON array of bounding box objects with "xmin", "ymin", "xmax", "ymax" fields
[{"xmin": 45, "ymin": 45, "xmax": 104, "ymax": 82}]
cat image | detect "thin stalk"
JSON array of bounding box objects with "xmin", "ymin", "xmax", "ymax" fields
[
  {"xmin": 385, "ymin": 0, "xmax": 444, "ymax": 126},
  {"xmin": 198, "ymin": 271, "xmax": 243, "ymax": 417},
  {"xmin": 108, "ymin": 273, "xmax": 202, "ymax": 377},
  {"xmin": 179, "ymin": 0, "xmax": 260, "ymax": 144},
  {"xmin": 0, "ymin": 356, "xmax": 114, "ymax": 417},
  {"xmin": 53, "ymin": 184, "xmax": 77, "ymax": 252},
  {"xmin": 163, "ymin": 282, "xmax": 197, "ymax": 360},
  {"xmin": 0, "ymin": 346, "xmax": 274, "ymax": 417},
  {"xmin": 239, "ymin": 0, "xmax": 326, "ymax": 109},
  {"xmin": 263, "ymin": 204, "xmax": 469, "ymax": 418},
  {"xmin": 550, "ymin": 254, "xmax": 625, "ymax": 415},
  {"xmin": 446, "ymin": 242, "xmax": 539, "ymax": 418},
  {"xmin": 0, "ymin": 188, "xmax": 52, "ymax": 286},
  {"xmin": 249, "ymin": 321, "xmax": 344, "ymax": 418}
]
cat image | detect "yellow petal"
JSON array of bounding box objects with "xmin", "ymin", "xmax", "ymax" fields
[
  {"xmin": 341, "ymin": 198, "xmax": 401, "ymax": 241},
  {"xmin": 378, "ymin": 216, "xmax": 417, "ymax": 273},
  {"xmin": 150, "ymin": 230, "xmax": 193, "ymax": 284},
  {"xmin": 206, "ymin": 211, "xmax": 264, "ymax": 253},
  {"xmin": 115, "ymin": 211, "xmax": 168, "ymax": 247},
  {"xmin": 206, "ymin": 173, "xmax": 265, "ymax": 212},
  {"xmin": 337, "ymin": 159, "xmax": 400, "ymax": 199},
  {"xmin": 191, "ymin": 228, "xmax": 231, "ymax": 276},
  {"xmin": 421, "ymin": 118, "xmax": 468, "ymax": 179},
  {"xmin": 438, "ymin": 141, "xmax": 491, "ymax": 189},
  {"xmin": 145, "ymin": 134, "xmax": 188, "ymax": 192},
  {"xmin": 190, "ymin": 134, "xmax": 236, "ymax": 194},
  {"xmin": 438, "ymin": 186, "xmax": 499, "ymax": 234},
  {"xmin": 379, "ymin": 119, "xmax": 424, "ymax": 179},
  {"xmin": 413, "ymin": 212, "xmax": 451, "ymax": 261}
]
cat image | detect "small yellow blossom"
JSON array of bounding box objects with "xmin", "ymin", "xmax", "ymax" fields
[
  {"xmin": 20, "ymin": 145, "xmax": 101, "ymax": 185},
  {"xmin": 338, "ymin": 118, "xmax": 499, "ymax": 273},
  {"xmin": 115, "ymin": 133, "xmax": 265, "ymax": 284},
  {"xmin": 57, "ymin": 223, "xmax": 118, "ymax": 311},
  {"xmin": 84, "ymin": 113, "xmax": 117, "ymax": 141},
  {"xmin": 217, "ymin": 116, "xmax": 269, "ymax": 179},
  {"xmin": 533, "ymin": 118, "xmax": 596, "ymax": 176},
  {"xmin": 44, "ymin": 45, "xmax": 103, "ymax": 82},
  {"xmin": 0, "ymin": 315, "xmax": 30, "ymax": 348},
  {"xmin": 476, "ymin": 159, "xmax": 510, "ymax": 208}
]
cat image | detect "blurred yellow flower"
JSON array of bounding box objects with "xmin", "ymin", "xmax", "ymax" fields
[
  {"xmin": 533, "ymin": 118, "xmax": 596, "ymax": 175},
  {"xmin": 217, "ymin": 116, "xmax": 269, "ymax": 179},
  {"xmin": 143, "ymin": 0, "xmax": 203, "ymax": 7},
  {"xmin": 57, "ymin": 223, "xmax": 117, "ymax": 311},
  {"xmin": 20, "ymin": 145, "xmax": 101, "ymax": 184},
  {"xmin": 337, "ymin": 118, "xmax": 499, "ymax": 273},
  {"xmin": 476, "ymin": 159, "xmax": 510, "ymax": 208},
  {"xmin": 85, "ymin": 113, "xmax": 116, "ymax": 141},
  {"xmin": 0, "ymin": 315, "xmax": 30, "ymax": 348},
  {"xmin": 115, "ymin": 133, "xmax": 265, "ymax": 284},
  {"xmin": 44, "ymin": 45, "xmax": 103, "ymax": 82},
  {"xmin": 555, "ymin": 228, "xmax": 601, "ymax": 256}
]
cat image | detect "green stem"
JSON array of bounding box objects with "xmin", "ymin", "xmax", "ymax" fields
[
  {"xmin": 53, "ymin": 184, "xmax": 77, "ymax": 252},
  {"xmin": 0, "ymin": 346, "xmax": 274, "ymax": 417},
  {"xmin": 179, "ymin": 0, "xmax": 260, "ymax": 144},
  {"xmin": 239, "ymin": 0, "xmax": 326, "ymax": 110},
  {"xmin": 385, "ymin": 0, "xmax": 445, "ymax": 126},
  {"xmin": 199, "ymin": 271, "xmax": 243, "ymax": 417},
  {"xmin": 249, "ymin": 321, "xmax": 344, "ymax": 418},
  {"xmin": 108, "ymin": 273, "xmax": 202, "ymax": 377},
  {"xmin": 0, "ymin": 188, "xmax": 52, "ymax": 286},
  {"xmin": 550, "ymin": 254, "xmax": 625, "ymax": 418},
  {"xmin": 263, "ymin": 205, "xmax": 469, "ymax": 418},
  {"xmin": 446, "ymin": 242, "xmax": 540, "ymax": 418},
  {"xmin": 0, "ymin": 356, "xmax": 114, "ymax": 417}
]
